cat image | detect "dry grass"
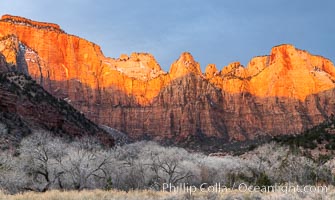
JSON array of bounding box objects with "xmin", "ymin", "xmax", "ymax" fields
[
  {"xmin": 0, "ymin": 188, "xmax": 334, "ymax": 200},
  {"xmin": 0, "ymin": 190, "xmax": 178, "ymax": 200}
]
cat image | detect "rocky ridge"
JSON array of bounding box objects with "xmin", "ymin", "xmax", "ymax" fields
[{"xmin": 1, "ymin": 15, "xmax": 335, "ymax": 145}]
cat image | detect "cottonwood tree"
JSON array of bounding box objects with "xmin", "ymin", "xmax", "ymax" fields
[
  {"xmin": 0, "ymin": 152, "xmax": 29, "ymax": 194},
  {"xmin": 0, "ymin": 152, "xmax": 12, "ymax": 190},
  {"xmin": 18, "ymin": 132, "xmax": 114, "ymax": 191},
  {"xmin": 57, "ymin": 140, "xmax": 112, "ymax": 190},
  {"xmin": 3, "ymin": 134, "xmax": 334, "ymax": 194},
  {"xmin": 246, "ymin": 142, "xmax": 321, "ymax": 185},
  {"xmin": 109, "ymin": 142, "xmax": 149, "ymax": 190},
  {"xmin": 146, "ymin": 144, "xmax": 194, "ymax": 188},
  {"xmin": 108, "ymin": 141, "xmax": 197, "ymax": 190},
  {"xmin": 19, "ymin": 131, "xmax": 66, "ymax": 192}
]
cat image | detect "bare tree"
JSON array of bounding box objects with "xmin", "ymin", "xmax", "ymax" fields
[
  {"xmin": 2, "ymin": 133, "xmax": 333, "ymax": 194},
  {"xmin": 19, "ymin": 131, "xmax": 66, "ymax": 192},
  {"xmin": 57, "ymin": 141, "xmax": 112, "ymax": 190},
  {"xmin": 144, "ymin": 144, "xmax": 194, "ymax": 189},
  {"xmin": 150, "ymin": 153, "xmax": 192, "ymax": 185}
]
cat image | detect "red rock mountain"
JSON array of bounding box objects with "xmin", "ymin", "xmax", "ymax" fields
[
  {"xmin": 0, "ymin": 53, "xmax": 114, "ymax": 149},
  {"xmin": 1, "ymin": 15, "xmax": 335, "ymax": 144}
]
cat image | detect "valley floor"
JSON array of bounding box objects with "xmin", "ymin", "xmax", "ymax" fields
[{"xmin": 0, "ymin": 188, "xmax": 334, "ymax": 200}]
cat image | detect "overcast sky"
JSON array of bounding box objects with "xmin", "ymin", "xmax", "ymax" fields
[{"xmin": 1, "ymin": 0, "xmax": 334, "ymax": 71}]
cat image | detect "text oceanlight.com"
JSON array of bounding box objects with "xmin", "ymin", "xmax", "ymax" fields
[{"xmin": 162, "ymin": 183, "xmax": 328, "ymax": 194}]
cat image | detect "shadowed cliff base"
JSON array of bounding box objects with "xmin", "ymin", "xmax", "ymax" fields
[{"xmin": 41, "ymin": 74, "xmax": 335, "ymax": 152}]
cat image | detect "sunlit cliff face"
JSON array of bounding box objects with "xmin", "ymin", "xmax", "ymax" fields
[
  {"xmin": 208, "ymin": 45, "xmax": 335, "ymax": 101},
  {"xmin": 1, "ymin": 15, "xmax": 335, "ymax": 142},
  {"xmin": 1, "ymin": 15, "xmax": 334, "ymax": 105}
]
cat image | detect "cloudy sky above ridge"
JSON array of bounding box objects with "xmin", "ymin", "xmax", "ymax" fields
[{"xmin": 1, "ymin": 0, "xmax": 334, "ymax": 71}]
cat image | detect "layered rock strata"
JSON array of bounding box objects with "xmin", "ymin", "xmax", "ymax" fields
[{"xmin": 1, "ymin": 15, "xmax": 335, "ymax": 143}]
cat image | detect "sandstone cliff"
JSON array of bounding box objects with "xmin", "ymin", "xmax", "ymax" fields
[
  {"xmin": 0, "ymin": 52, "xmax": 114, "ymax": 149},
  {"xmin": 1, "ymin": 15, "xmax": 335, "ymax": 145}
]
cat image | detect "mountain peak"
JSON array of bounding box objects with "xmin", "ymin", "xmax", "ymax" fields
[
  {"xmin": 204, "ymin": 64, "xmax": 218, "ymax": 79},
  {"xmin": 111, "ymin": 52, "xmax": 166, "ymax": 81},
  {"xmin": 169, "ymin": 52, "xmax": 202, "ymax": 78},
  {"xmin": 1, "ymin": 14, "xmax": 64, "ymax": 33},
  {"xmin": 221, "ymin": 61, "xmax": 246, "ymax": 78}
]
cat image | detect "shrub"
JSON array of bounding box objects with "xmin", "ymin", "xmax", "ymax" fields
[{"xmin": 256, "ymin": 172, "xmax": 272, "ymax": 189}]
